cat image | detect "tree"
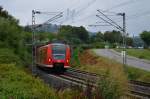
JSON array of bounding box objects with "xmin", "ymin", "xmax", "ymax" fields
[
  {"xmin": 0, "ymin": 6, "xmax": 19, "ymax": 24},
  {"xmin": 104, "ymin": 30, "xmax": 122, "ymax": 44},
  {"xmin": 0, "ymin": 7, "xmax": 31, "ymax": 65},
  {"xmin": 126, "ymin": 37, "xmax": 133, "ymax": 46},
  {"xmin": 58, "ymin": 25, "xmax": 89, "ymax": 44},
  {"xmin": 140, "ymin": 31, "xmax": 150, "ymax": 47},
  {"xmin": 90, "ymin": 31, "xmax": 104, "ymax": 43}
]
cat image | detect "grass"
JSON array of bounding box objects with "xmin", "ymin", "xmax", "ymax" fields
[
  {"xmin": 0, "ymin": 48, "xmax": 22, "ymax": 65},
  {"xmin": 127, "ymin": 66, "xmax": 150, "ymax": 82},
  {"xmin": 0, "ymin": 64, "xmax": 58, "ymax": 98},
  {"xmin": 0, "ymin": 48, "xmax": 89, "ymax": 99},
  {"xmin": 115, "ymin": 48, "xmax": 150, "ymax": 60},
  {"xmin": 0, "ymin": 63, "xmax": 91, "ymax": 99},
  {"xmin": 77, "ymin": 50, "xmax": 128, "ymax": 99}
]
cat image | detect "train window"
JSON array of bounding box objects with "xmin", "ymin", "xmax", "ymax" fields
[
  {"xmin": 53, "ymin": 54, "xmax": 65, "ymax": 60},
  {"xmin": 52, "ymin": 44, "xmax": 66, "ymax": 59},
  {"xmin": 52, "ymin": 45, "xmax": 66, "ymax": 54}
]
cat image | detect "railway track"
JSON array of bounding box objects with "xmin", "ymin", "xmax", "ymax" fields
[
  {"xmin": 36, "ymin": 67, "xmax": 150, "ymax": 99},
  {"xmin": 66, "ymin": 68, "xmax": 150, "ymax": 99}
]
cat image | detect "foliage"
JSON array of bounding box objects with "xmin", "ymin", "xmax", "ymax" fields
[
  {"xmin": 36, "ymin": 32, "xmax": 56, "ymax": 43},
  {"xmin": 90, "ymin": 32, "xmax": 104, "ymax": 43},
  {"xmin": 0, "ymin": 6, "xmax": 19, "ymax": 24},
  {"xmin": 78, "ymin": 50, "xmax": 128, "ymax": 99},
  {"xmin": 126, "ymin": 37, "xmax": 133, "ymax": 46},
  {"xmin": 0, "ymin": 48, "xmax": 22, "ymax": 65},
  {"xmin": 0, "ymin": 64, "xmax": 58, "ymax": 98},
  {"xmin": 104, "ymin": 30, "xmax": 122, "ymax": 44},
  {"xmin": 97, "ymin": 71, "xmax": 122, "ymax": 99},
  {"xmin": 127, "ymin": 66, "xmax": 150, "ymax": 82},
  {"xmin": 140, "ymin": 31, "xmax": 150, "ymax": 47},
  {"xmin": 0, "ymin": 63, "xmax": 92, "ymax": 98},
  {"xmin": 71, "ymin": 47, "xmax": 81, "ymax": 67},
  {"xmin": 0, "ymin": 8, "xmax": 31, "ymax": 65},
  {"xmin": 58, "ymin": 25, "xmax": 89, "ymax": 44},
  {"xmin": 90, "ymin": 30, "xmax": 134, "ymax": 48},
  {"xmin": 91, "ymin": 42, "xmax": 105, "ymax": 48}
]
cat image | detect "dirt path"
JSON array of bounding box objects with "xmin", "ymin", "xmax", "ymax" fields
[{"xmin": 93, "ymin": 49, "xmax": 150, "ymax": 71}]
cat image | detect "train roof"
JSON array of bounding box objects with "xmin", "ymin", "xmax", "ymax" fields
[
  {"xmin": 51, "ymin": 43, "xmax": 66, "ymax": 46},
  {"xmin": 37, "ymin": 43, "xmax": 69, "ymax": 49}
]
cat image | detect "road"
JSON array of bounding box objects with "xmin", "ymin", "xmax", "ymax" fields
[{"xmin": 93, "ymin": 49, "xmax": 150, "ymax": 71}]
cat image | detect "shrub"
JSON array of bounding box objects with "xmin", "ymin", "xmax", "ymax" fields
[
  {"xmin": 71, "ymin": 47, "xmax": 81, "ymax": 67},
  {"xmin": 79, "ymin": 50, "xmax": 128, "ymax": 98},
  {"xmin": 0, "ymin": 64, "xmax": 58, "ymax": 98},
  {"xmin": 0, "ymin": 48, "xmax": 22, "ymax": 65},
  {"xmin": 92, "ymin": 42, "xmax": 105, "ymax": 48}
]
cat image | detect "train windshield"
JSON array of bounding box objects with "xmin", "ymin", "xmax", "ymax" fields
[{"xmin": 52, "ymin": 44, "xmax": 66, "ymax": 59}]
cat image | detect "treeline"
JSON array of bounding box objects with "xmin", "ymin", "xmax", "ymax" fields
[
  {"xmin": 56, "ymin": 26, "xmax": 134, "ymax": 48},
  {"xmin": 90, "ymin": 30, "xmax": 133, "ymax": 48},
  {"xmin": 57, "ymin": 25, "xmax": 150, "ymax": 48},
  {"xmin": 0, "ymin": 6, "xmax": 31, "ymax": 65}
]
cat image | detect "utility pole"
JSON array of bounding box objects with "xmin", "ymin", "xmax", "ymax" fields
[
  {"xmin": 123, "ymin": 13, "xmax": 127, "ymax": 66},
  {"xmin": 32, "ymin": 10, "xmax": 36, "ymax": 75},
  {"xmin": 117, "ymin": 13, "xmax": 127, "ymax": 68},
  {"xmin": 96, "ymin": 10, "xmax": 127, "ymax": 70},
  {"xmin": 31, "ymin": 10, "xmax": 63, "ymax": 75},
  {"xmin": 31, "ymin": 10, "xmax": 41, "ymax": 74}
]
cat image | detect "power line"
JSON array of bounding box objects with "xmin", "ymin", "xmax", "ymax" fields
[
  {"xmin": 60, "ymin": 0, "xmax": 97, "ymax": 24},
  {"xmin": 127, "ymin": 10, "xmax": 150, "ymax": 20},
  {"xmin": 105, "ymin": 0, "xmax": 138, "ymax": 12},
  {"xmin": 96, "ymin": 15, "xmax": 120, "ymax": 30},
  {"xmin": 89, "ymin": 24, "xmax": 111, "ymax": 27},
  {"xmin": 97, "ymin": 10, "xmax": 123, "ymax": 30}
]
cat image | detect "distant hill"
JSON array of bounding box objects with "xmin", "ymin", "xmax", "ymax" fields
[
  {"xmin": 88, "ymin": 31, "xmax": 97, "ymax": 36},
  {"xmin": 24, "ymin": 23, "xmax": 60, "ymax": 33}
]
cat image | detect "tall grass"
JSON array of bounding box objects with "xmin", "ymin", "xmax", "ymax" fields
[
  {"xmin": 0, "ymin": 64, "xmax": 58, "ymax": 98},
  {"xmin": 127, "ymin": 66, "xmax": 150, "ymax": 82},
  {"xmin": 78, "ymin": 50, "xmax": 128, "ymax": 99},
  {"xmin": 0, "ymin": 48, "xmax": 22, "ymax": 65}
]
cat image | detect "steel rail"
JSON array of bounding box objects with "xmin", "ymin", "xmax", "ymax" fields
[
  {"xmin": 35, "ymin": 66, "xmax": 150, "ymax": 98},
  {"xmin": 67, "ymin": 68, "xmax": 150, "ymax": 98}
]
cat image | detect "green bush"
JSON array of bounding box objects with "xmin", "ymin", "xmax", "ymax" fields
[
  {"xmin": 71, "ymin": 47, "xmax": 81, "ymax": 67},
  {"xmin": 0, "ymin": 48, "xmax": 22, "ymax": 65},
  {"xmin": 97, "ymin": 70, "xmax": 123, "ymax": 99},
  {"xmin": 92, "ymin": 42, "xmax": 105, "ymax": 48},
  {"xmin": 0, "ymin": 64, "xmax": 58, "ymax": 98}
]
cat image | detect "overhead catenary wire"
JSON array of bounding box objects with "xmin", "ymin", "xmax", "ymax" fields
[
  {"xmin": 104, "ymin": 0, "xmax": 139, "ymax": 12},
  {"xmin": 33, "ymin": 11, "xmax": 63, "ymax": 29},
  {"xmin": 60, "ymin": 0, "xmax": 97, "ymax": 24},
  {"xmin": 96, "ymin": 15, "xmax": 121, "ymax": 30},
  {"xmin": 97, "ymin": 10, "xmax": 123, "ymax": 31},
  {"xmin": 127, "ymin": 10, "xmax": 150, "ymax": 21},
  {"xmin": 89, "ymin": 24, "xmax": 111, "ymax": 27}
]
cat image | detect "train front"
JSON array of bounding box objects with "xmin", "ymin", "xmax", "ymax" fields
[{"xmin": 51, "ymin": 43, "xmax": 70, "ymax": 70}]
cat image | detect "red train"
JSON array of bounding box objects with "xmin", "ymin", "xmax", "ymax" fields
[{"xmin": 36, "ymin": 43, "xmax": 71, "ymax": 71}]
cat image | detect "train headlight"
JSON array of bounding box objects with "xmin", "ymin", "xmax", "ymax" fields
[
  {"xmin": 48, "ymin": 58, "xmax": 51, "ymax": 62},
  {"xmin": 67, "ymin": 59, "xmax": 69, "ymax": 63}
]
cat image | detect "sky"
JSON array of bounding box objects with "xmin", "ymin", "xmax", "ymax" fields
[{"xmin": 0, "ymin": 0, "xmax": 150, "ymax": 36}]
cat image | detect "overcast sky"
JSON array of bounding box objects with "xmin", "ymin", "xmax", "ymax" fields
[{"xmin": 1, "ymin": 0, "xmax": 150, "ymax": 36}]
